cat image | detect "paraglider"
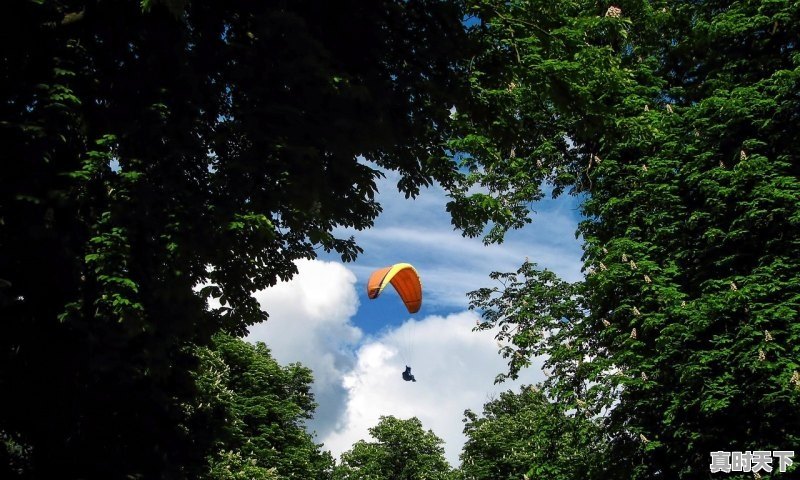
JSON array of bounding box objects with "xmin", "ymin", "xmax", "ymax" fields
[
  {"xmin": 367, "ymin": 263, "xmax": 422, "ymax": 382},
  {"xmin": 366, "ymin": 263, "xmax": 422, "ymax": 314}
]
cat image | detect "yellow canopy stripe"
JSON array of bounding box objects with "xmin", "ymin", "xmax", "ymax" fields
[{"xmin": 366, "ymin": 263, "xmax": 422, "ymax": 314}]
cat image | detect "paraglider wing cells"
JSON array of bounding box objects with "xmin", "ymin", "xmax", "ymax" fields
[{"xmin": 366, "ymin": 263, "xmax": 422, "ymax": 313}]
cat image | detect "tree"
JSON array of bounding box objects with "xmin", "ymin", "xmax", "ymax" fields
[
  {"xmin": 446, "ymin": 0, "xmax": 635, "ymax": 243},
  {"xmin": 574, "ymin": 2, "xmax": 800, "ymax": 476},
  {"xmin": 202, "ymin": 334, "xmax": 334, "ymax": 480},
  {"xmin": 0, "ymin": 1, "xmax": 470, "ymax": 477},
  {"xmin": 458, "ymin": 387, "xmax": 607, "ymax": 480},
  {"xmin": 334, "ymin": 416, "xmax": 453, "ymax": 480},
  {"xmin": 464, "ymin": 1, "xmax": 800, "ymax": 478}
]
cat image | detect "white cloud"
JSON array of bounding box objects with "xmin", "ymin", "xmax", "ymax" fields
[
  {"xmin": 244, "ymin": 162, "xmax": 583, "ymax": 467},
  {"xmin": 245, "ymin": 260, "xmax": 546, "ymax": 467},
  {"xmin": 330, "ymin": 168, "xmax": 584, "ymax": 311},
  {"xmin": 321, "ymin": 311, "xmax": 544, "ymax": 466},
  {"xmin": 246, "ymin": 259, "xmax": 363, "ymax": 437}
]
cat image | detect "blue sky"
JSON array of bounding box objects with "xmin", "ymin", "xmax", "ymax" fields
[
  {"xmin": 323, "ymin": 168, "xmax": 586, "ymax": 333},
  {"xmin": 245, "ymin": 166, "xmax": 586, "ymax": 465}
]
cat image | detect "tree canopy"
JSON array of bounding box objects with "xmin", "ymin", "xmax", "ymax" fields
[
  {"xmin": 1, "ymin": 0, "xmax": 471, "ymax": 477},
  {"xmin": 201, "ymin": 334, "xmax": 334, "ymax": 479},
  {"xmin": 458, "ymin": 386, "xmax": 607, "ymax": 480},
  {"xmin": 334, "ymin": 416, "xmax": 453, "ymax": 480},
  {"xmin": 465, "ymin": 1, "xmax": 800, "ymax": 478},
  {"xmin": 2, "ymin": 0, "xmax": 799, "ymax": 479}
]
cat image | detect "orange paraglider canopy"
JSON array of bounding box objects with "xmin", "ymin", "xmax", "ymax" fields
[{"xmin": 366, "ymin": 263, "xmax": 422, "ymax": 314}]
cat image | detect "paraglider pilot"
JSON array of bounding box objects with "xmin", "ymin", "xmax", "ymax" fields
[{"xmin": 402, "ymin": 366, "xmax": 416, "ymax": 382}]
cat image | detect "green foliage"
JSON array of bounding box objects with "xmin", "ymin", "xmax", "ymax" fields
[
  {"xmin": 201, "ymin": 335, "xmax": 334, "ymax": 480},
  {"xmin": 206, "ymin": 450, "xmax": 279, "ymax": 480},
  {"xmin": 5, "ymin": 0, "xmax": 800, "ymax": 478},
  {"xmin": 334, "ymin": 416, "xmax": 453, "ymax": 480},
  {"xmin": 466, "ymin": 1, "xmax": 800, "ymax": 478},
  {"xmin": 447, "ymin": 0, "xmax": 637, "ymax": 243},
  {"xmin": 469, "ymin": 262, "xmax": 586, "ymax": 386},
  {"xmin": 0, "ymin": 1, "xmax": 469, "ymax": 478},
  {"xmin": 458, "ymin": 387, "xmax": 607, "ymax": 480},
  {"xmin": 140, "ymin": 0, "xmax": 187, "ymax": 17}
]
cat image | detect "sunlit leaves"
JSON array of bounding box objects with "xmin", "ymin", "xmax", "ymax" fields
[
  {"xmin": 458, "ymin": 388, "xmax": 606, "ymax": 480},
  {"xmin": 335, "ymin": 416, "xmax": 452, "ymax": 480},
  {"xmin": 466, "ymin": 2, "xmax": 800, "ymax": 478},
  {"xmin": 0, "ymin": 1, "xmax": 469, "ymax": 477}
]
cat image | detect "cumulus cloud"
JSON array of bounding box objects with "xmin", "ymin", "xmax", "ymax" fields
[
  {"xmin": 321, "ymin": 311, "xmax": 544, "ymax": 466},
  {"xmin": 244, "ymin": 163, "xmax": 582, "ymax": 466},
  {"xmin": 246, "ymin": 259, "xmax": 363, "ymax": 437},
  {"xmin": 245, "ymin": 259, "xmax": 546, "ymax": 466}
]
